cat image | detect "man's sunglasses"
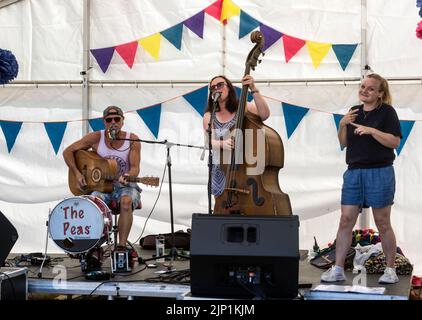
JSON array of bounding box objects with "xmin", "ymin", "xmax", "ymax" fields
[
  {"xmin": 209, "ymin": 81, "xmax": 226, "ymax": 92},
  {"xmin": 105, "ymin": 117, "xmax": 121, "ymax": 123}
]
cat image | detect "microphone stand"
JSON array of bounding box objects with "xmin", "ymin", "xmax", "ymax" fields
[
  {"xmin": 113, "ymin": 135, "xmax": 204, "ymax": 268},
  {"xmin": 207, "ymin": 99, "xmax": 219, "ymax": 215}
]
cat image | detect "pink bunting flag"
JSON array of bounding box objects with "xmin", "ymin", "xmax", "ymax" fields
[
  {"xmin": 205, "ymin": 0, "xmax": 223, "ymax": 21},
  {"xmin": 115, "ymin": 41, "xmax": 139, "ymax": 68},
  {"xmin": 283, "ymin": 34, "xmax": 306, "ymax": 63}
]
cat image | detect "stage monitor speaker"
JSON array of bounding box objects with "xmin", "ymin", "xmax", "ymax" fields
[
  {"xmin": 190, "ymin": 214, "xmax": 299, "ymax": 299},
  {"xmin": 0, "ymin": 211, "xmax": 19, "ymax": 267}
]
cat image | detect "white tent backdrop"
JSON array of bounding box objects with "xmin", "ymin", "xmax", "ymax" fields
[{"xmin": 1, "ymin": 0, "xmax": 421, "ymax": 274}]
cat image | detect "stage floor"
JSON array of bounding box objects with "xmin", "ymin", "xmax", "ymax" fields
[{"xmin": 4, "ymin": 247, "xmax": 412, "ymax": 300}]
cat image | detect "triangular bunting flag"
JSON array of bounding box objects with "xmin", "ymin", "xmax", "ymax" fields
[
  {"xmin": 332, "ymin": 44, "xmax": 358, "ymax": 71},
  {"xmin": 115, "ymin": 41, "xmax": 139, "ymax": 68},
  {"xmin": 221, "ymin": 0, "xmax": 241, "ymax": 24},
  {"xmin": 260, "ymin": 23, "xmax": 283, "ymax": 51},
  {"xmin": 239, "ymin": 10, "xmax": 260, "ymax": 39},
  {"xmin": 136, "ymin": 104, "xmax": 162, "ymax": 138},
  {"xmin": 204, "ymin": 0, "xmax": 223, "ymax": 21},
  {"xmin": 184, "ymin": 11, "xmax": 205, "ymax": 39},
  {"xmin": 235, "ymin": 87, "xmax": 254, "ymax": 102},
  {"xmin": 44, "ymin": 122, "xmax": 67, "ymax": 155},
  {"xmin": 396, "ymin": 120, "xmax": 415, "ymax": 156},
  {"xmin": 88, "ymin": 118, "xmax": 105, "ymax": 132},
  {"xmin": 161, "ymin": 23, "xmax": 184, "ymax": 50},
  {"xmin": 90, "ymin": 47, "xmax": 115, "ymax": 73},
  {"xmin": 333, "ymin": 113, "xmax": 345, "ymax": 151},
  {"xmin": 283, "ymin": 34, "xmax": 306, "ymax": 63},
  {"xmin": 0, "ymin": 121, "xmax": 23, "ymax": 153},
  {"xmin": 306, "ymin": 41, "xmax": 332, "ymax": 69},
  {"xmin": 183, "ymin": 86, "xmax": 209, "ymax": 116},
  {"xmin": 281, "ymin": 102, "xmax": 309, "ymax": 138},
  {"xmin": 138, "ymin": 33, "xmax": 161, "ymax": 61}
]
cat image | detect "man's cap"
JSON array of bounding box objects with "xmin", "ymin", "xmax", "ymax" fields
[{"xmin": 103, "ymin": 106, "xmax": 124, "ymax": 118}]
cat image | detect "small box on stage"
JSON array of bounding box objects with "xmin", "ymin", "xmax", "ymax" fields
[
  {"xmin": 190, "ymin": 214, "xmax": 300, "ymax": 299},
  {"xmin": 0, "ymin": 267, "xmax": 28, "ymax": 300}
]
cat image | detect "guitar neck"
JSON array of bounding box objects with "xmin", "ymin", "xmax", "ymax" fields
[{"xmin": 104, "ymin": 175, "xmax": 141, "ymax": 182}]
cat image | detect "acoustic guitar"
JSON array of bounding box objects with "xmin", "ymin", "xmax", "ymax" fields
[{"xmin": 68, "ymin": 150, "xmax": 159, "ymax": 196}]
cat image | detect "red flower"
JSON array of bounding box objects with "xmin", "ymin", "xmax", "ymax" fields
[{"xmin": 417, "ymin": 20, "xmax": 422, "ymax": 39}]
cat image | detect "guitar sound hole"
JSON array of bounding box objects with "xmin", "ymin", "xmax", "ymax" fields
[{"xmin": 91, "ymin": 168, "xmax": 101, "ymax": 183}]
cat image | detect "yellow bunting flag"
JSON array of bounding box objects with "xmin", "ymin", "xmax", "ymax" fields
[
  {"xmin": 138, "ymin": 33, "xmax": 161, "ymax": 61},
  {"xmin": 306, "ymin": 41, "xmax": 332, "ymax": 69},
  {"xmin": 221, "ymin": 0, "xmax": 241, "ymax": 24}
]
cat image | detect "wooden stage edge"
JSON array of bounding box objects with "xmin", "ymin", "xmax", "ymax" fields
[{"xmin": 4, "ymin": 248, "xmax": 412, "ymax": 300}]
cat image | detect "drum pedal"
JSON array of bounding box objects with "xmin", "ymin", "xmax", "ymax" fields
[{"xmin": 112, "ymin": 249, "xmax": 132, "ymax": 273}]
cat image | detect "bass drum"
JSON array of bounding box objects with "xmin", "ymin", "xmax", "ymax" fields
[{"xmin": 49, "ymin": 196, "xmax": 112, "ymax": 254}]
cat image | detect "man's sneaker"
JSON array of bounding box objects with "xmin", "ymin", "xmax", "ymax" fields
[
  {"xmin": 378, "ymin": 267, "xmax": 399, "ymax": 284},
  {"xmin": 321, "ymin": 266, "xmax": 346, "ymax": 282}
]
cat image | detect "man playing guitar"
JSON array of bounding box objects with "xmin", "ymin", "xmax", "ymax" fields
[{"xmin": 63, "ymin": 106, "xmax": 141, "ymax": 251}]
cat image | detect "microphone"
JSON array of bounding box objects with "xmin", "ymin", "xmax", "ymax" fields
[
  {"xmin": 109, "ymin": 126, "xmax": 117, "ymax": 140},
  {"xmin": 212, "ymin": 91, "xmax": 221, "ymax": 102}
]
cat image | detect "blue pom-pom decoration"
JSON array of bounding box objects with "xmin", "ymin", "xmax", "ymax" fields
[
  {"xmin": 418, "ymin": 0, "xmax": 422, "ymax": 8},
  {"xmin": 0, "ymin": 48, "xmax": 19, "ymax": 85}
]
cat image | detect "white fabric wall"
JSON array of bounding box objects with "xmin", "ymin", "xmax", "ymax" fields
[{"xmin": 1, "ymin": 0, "xmax": 421, "ymax": 274}]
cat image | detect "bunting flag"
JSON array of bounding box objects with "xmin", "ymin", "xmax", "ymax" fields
[
  {"xmin": 282, "ymin": 102, "xmax": 309, "ymax": 138},
  {"xmin": 90, "ymin": 47, "xmax": 115, "ymax": 73},
  {"xmin": 183, "ymin": 86, "xmax": 209, "ymax": 116},
  {"xmin": 88, "ymin": 118, "xmax": 105, "ymax": 132},
  {"xmin": 139, "ymin": 33, "xmax": 161, "ymax": 60},
  {"xmin": 396, "ymin": 120, "xmax": 415, "ymax": 155},
  {"xmin": 332, "ymin": 44, "xmax": 358, "ymax": 71},
  {"xmin": 0, "ymin": 121, "xmax": 23, "ymax": 153},
  {"xmin": 283, "ymin": 34, "xmax": 306, "ymax": 63},
  {"xmin": 220, "ymin": 0, "xmax": 241, "ymax": 24},
  {"xmin": 205, "ymin": 0, "xmax": 223, "ymax": 21},
  {"xmin": 161, "ymin": 23, "xmax": 184, "ymax": 50},
  {"xmin": 306, "ymin": 41, "xmax": 332, "ymax": 69},
  {"xmin": 0, "ymin": 87, "xmax": 417, "ymax": 155},
  {"xmin": 184, "ymin": 11, "xmax": 205, "ymax": 39},
  {"xmin": 44, "ymin": 122, "xmax": 67, "ymax": 155},
  {"xmin": 90, "ymin": 1, "xmax": 359, "ymax": 72},
  {"xmin": 137, "ymin": 104, "xmax": 162, "ymax": 138},
  {"xmin": 333, "ymin": 113, "xmax": 345, "ymax": 150},
  {"xmin": 260, "ymin": 23, "xmax": 283, "ymax": 51},
  {"xmin": 239, "ymin": 10, "xmax": 260, "ymax": 39},
  {"xmin": 115, "ymin": 41, "xmax": 139, "ymax": 68}
]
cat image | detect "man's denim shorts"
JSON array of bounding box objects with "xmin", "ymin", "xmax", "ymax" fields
[
  {"xmin": 341, "ymin": 165, "xmax": 395, "ymax": 209},
  {"xmin": 91, "ymin": 182, "xmax": 141, "ymax": 210}
]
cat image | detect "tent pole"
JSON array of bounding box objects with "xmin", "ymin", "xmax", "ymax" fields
[
  {"xmin": 82, "ymin": 0, "xmax": 91, "ymax": 136},
  {"xmin": 359, "ymin": 0, "xmax": 370, "ymax": 230}
]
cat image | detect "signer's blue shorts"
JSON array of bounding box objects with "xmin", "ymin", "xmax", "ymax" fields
[{"xmin": 341, "ymin": 166, "xmax": 395, "ymax": 210}]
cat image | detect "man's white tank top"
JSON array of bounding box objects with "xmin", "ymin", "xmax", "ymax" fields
[{"xmin": 97, "ymin": 130, "xmax": 131, "ymax": 177}]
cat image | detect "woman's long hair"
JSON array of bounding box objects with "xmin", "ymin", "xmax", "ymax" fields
[
  {"xmin": 366, "ymin": 73, "xmax": 392, "ymax": 106},
  {"xmin": 204, "ymin": 75, "xmax": 239, "ymax": 114}
]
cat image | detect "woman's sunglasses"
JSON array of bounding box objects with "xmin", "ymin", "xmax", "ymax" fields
[
  {"xmin": 105, "ymin": 117, "xmax": 121, "ymax": 123},
  {"xmin": 209, "ymin": 81, "xmax": 226, "ymax": 92}
]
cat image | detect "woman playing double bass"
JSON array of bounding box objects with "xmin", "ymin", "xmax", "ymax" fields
[{"xmin": 202, "ymin": 75, "xmax": 270, "ymax": 198}]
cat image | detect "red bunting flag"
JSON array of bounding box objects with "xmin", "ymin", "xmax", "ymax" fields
[
  {"xmin": 283, "ymin": 34, "xmax": 306, "ymax": 63},
  {"xmin": 205, "ymin": 0, "xmax": 223, "ymax": 21},
  {"xmin": 115, "ymin": 41, "xmax": 139, "ymax": 68}
]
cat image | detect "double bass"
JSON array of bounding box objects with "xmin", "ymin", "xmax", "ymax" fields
[{"xmin": 214, "ymin": 31, "xmax": 292, "ymax": 216}]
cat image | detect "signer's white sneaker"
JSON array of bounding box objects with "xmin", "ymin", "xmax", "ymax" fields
[
  {"xmin": 321, "ymin": 265, "xmax": 346, "ymax": 282},
  {"xmin": 378, "ymin": 267, "xmax": 399, "ymax": 284}
]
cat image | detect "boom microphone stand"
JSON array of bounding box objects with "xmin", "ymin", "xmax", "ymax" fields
[{"xmin": 113, "ymin": 135, "xmax": 204, "ymax": 267}]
